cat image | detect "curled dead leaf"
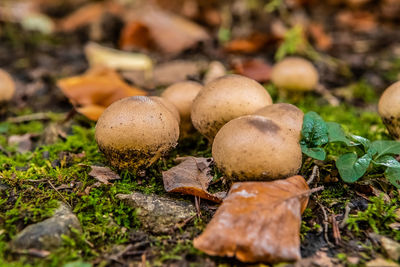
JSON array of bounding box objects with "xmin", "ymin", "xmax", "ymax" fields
[
  {"xmin": 162, "ymin": 157, "xmax": 226, "ymax": 203},
  {"xmin": 57, "ymin": 67, "xmax": 147, "ymax": 120},
  {"xmin": 232, "ymin": 58, "xmax": 271, "ymax": 82},
  {"xmin": 89, "ymin": 166, "xmax": 121, "ymax": 185},
  {"xmin": 194, "ymin": 175, "xmax": 310, "ymax": 263},
  {"xmin": 224, "ymin": 33, "xmax": 269, "ymax": 54}
]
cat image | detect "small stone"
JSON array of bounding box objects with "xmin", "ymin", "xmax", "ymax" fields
[
  {"xmin": 11, "ymin": 202, "xmax": 81, "ymax": 251},
  {"xmin": 116, "ymin": 192, "xmax": 196, "ymax": 234},
  {"xmin": 381, "ymin": 236, "xmax": 400, "ymax": 261}
]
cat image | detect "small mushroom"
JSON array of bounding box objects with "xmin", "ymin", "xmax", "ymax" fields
[
  {"xmin": 149, "ymin": 96, "xmax": 180, "ymax": 124},
  {"xmin": 161, "ymin": 81, "xmax": 203, "ymax": 136},
  {"xmin": 191, "ymin": 74, "xmax": 273, "ymax": 140},
  {"xmin": 378, "ymin": 80, "xmax": 400, "ymax": 140},
  {"xmin": 254, "ymin": 103, "xmax": 304, "ymax": 140},
  {"xmin": 0, "ymin": 69, "xmax": 15, "ymax": 103},
  {"xmin": 212, "ymin": 115, "xmax": 302, "ymax": 181},
  {"xmin": 95, "ymin": 96, "xmax": 179, "ymax": 171},
  {"xmin": 271, "ymin": 57, "xmax": 319, "ymax": 91}
]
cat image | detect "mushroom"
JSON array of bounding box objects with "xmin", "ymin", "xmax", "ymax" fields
[
  {"xmin": 0, "ymin": 69, "xmax": 15, "ymax": 103},
  {"xmin": 95, "ymin": 96, "xmax": 179, "ymax": 171},
  {"xmin": 212, "ymin": 115, "xmax": 302, "ymax": 181},
  {"xmin": 191, "ymin": 74, "xmax": 273, "ymax": 140},
  {"xmin": 271, "ymin": 57, "xmax": 319, "ymax": 91},
  {"xmin": 149, "ymin": 96, "xmax": 181, "ymax": 124},
  {"xmin": 254, "ymin": 103, "xmax": 304, "ymax": 140},
  {"xmin": 161, "ymin": 81, "xmax": 203, "ymax": 136},
  {"xmin": 378, "ymin": 80, "xmax": 400, "ymax": 140}
]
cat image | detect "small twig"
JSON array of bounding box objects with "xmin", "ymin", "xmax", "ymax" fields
[
  {"xmin": 194, "ymin": 196, "xmax": 201, "ymax": 218},
  {"xmin": 282, "ymin": 186, "xmax": 324, "ymax": 203},
  {"xmin": 47, "ymin": 180, "xmax": 71, "ymax": 208},
  {"xmin": 7, "ymin": 112, "xmax": 52, "ymax": 123},
  {"xmin": 339, "ymin": 203, "xmax": 351, "ymax": 229},
  {"xmin": 174, "ymin": 214, "xmax": 196, "ymax": 231},
  {"xmin": 307, "ymin": 165, "xmax": 319, "ymax": 185},
  {"xmin": 317, "ymin": 202, "xmax": 333, "ymax": 247},
  {"xmin": 315, "ymin": 84, "xmax": 340, "ymax": 106},
  {"xmin": 26, "ymin": 179, "xmax": 48, "ymax": 183},
  {"xmin": 331, "ymin": 214, "xmax": 341, "ymax": 245}
]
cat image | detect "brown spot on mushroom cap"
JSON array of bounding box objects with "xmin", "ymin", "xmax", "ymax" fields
[
  {"xmin": 95, "ymin": 96, "xmax": 179, "ymax": 171},
  {"xmin": 271, "ymin": 57, "xmax": 318, "ymax": 91},
  {"xmin": 0, "ymin": 69, "xmax": 15, "ymax": 102},
  {"xmin": 191, "ymin": 74, "xmax": 273, "ymax": 140},
  {"xmin": 254, "ymin": 103, "xmax": 304, "ymax": 140},
  {"xmin": 378, "ymin": 80, "xmax": 400, "ymax": 140},
  {"xmin": 212, "ymin": 115, "xmax": 302, "ymax": 181}
]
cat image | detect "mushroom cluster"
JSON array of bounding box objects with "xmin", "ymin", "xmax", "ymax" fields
[{"xmin": 95, "ymin": 73, "xmax": 304, "ymax": 181}]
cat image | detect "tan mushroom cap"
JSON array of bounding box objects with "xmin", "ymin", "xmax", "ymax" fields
[
  {"xmin": 212, "ymin": 115, "xmax": 302, "ymax": 181},
  {"xmin": 271, "ymin": 57, "xmax": 319, "ymax": 91},
  {"xmin": 378, "ymin": 80, "xmax": 400, "ymax": 140},
  {"xmin": 191, "ymin": 74, "xmax": 273, "ymax": 140},
  {"xmin": 254, "ymin": 103, "xmax": 304, "ymax": 140},
  {"xmin": 150, "ymin": 96, "xmax": 180, "ymax": 124},
  {"xmin": 0, "ymin": 69, "xmax": 16, "ymax": 102},
  {"xmin": 95, "ymin": 96, "xmax": 179, "ymax": 170}
]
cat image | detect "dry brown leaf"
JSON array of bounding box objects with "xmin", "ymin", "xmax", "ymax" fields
[
  {"xmin": 308, "ymin": 23, "xmax": 332, "ymax": 51},
  {"xmin": 224, "ymin": 33, "xmax": 269, "ymax": 54},
  {"xmin": 119, "ymin": 21, "xmax": 153, "ymax": 51},
  {"xmin": 123, "ymin": 6, "xmax": 210, "ymax": 55},
  {"xmin": 57, "ymin": 67, "xmax": 147, "ymax": 120},
  {"xmin": 89, "ymin": 166, "xmax": 120, "ymax": 185},
  {"xmin": 336, "ymin": 11, "xmax": 376, "ymax": 32},
  {"xmin": 232, "ymin": 58, "xmax": 271, "ymax": 82},
  {"xmin": 162, "ymin": 157, "xmax": 226, "ymax": 203},
  {"xmin": 194, "ymin": 175, "xmax": 310, "ymax": 263}
]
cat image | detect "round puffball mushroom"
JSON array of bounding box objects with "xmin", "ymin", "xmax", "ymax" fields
[
  {"xmin": 212, "ymin": 115, "xmax": 302, "ymax": 181},
  {"xmin": 95, "ymin": 96, "xmax": 180, "ymax": 171},
  {"xmin": 149, "ymin": 96, "xmax": 180, "ymax": 124},
  {"xmin": 271, "ymin": 57, "xmax": 319, "ymax": 91},
  {"xmin": 161, "ymin": 81, "xmax": 203, "ymax": 136},
  {"xmin": 378, "ymin": 80, "xmax": 400, "ymax": 140},
  {"xmin": 254, "ymin": 103, "xmax": 304, "ymax": 140},
  {"xmin": 191, "ymin": 74, "xmax": 273, "ymax": 140},
  {"xmin": 0, "ymin": 69, "xmax": 15, "ymax": 102}
]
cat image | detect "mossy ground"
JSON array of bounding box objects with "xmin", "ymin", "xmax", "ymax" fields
[{"xmin": 1, "ymin": 83, "xmax": 399, "ymax": 266}]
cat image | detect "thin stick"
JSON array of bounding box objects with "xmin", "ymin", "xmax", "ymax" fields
[
  {"xmin": 194, "ymin": 196, "xmax": 201, "ymax": 218},
  {"xmin": 339, "ymin": 203, "xmax": 351, "ymax": 229},
  {"xmin": 48, "ymin": 180, "xmax": 71, "ymax": 208},
  {"xmin": 317, "ymin": 202, "xmax": 333, "ymax": 247},
  {"xmin": 7, "ymin": 113, "xmax": 52, "ymax": 123},
  {"xmin": 331, "ymin": 214, "xmax": 341, "ymax": 245},
  {"xmin": 307, "ymin": 165, "xmax": 319, "ymax": 185}
]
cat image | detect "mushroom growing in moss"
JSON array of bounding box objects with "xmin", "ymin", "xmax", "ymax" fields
[
  {"xmin": 191, "ymin": 74, "xmax": 272, "ymax": 140},
  {"xmin": 95, "ymin": 96, "xmax": 179, "ymax": 171},
  {"xmin": 378, "ymin": 80, "xmax": 400, "ymax": 140},
  {"xmin": 271, "ymin": 57, "xmax": 318, "ymax": 92},
  {"xmin": 254, "ymin": 103, "xmax": 304, "ymax": 140},
  {"xmin": 161, "ymin": 81, "xmax": 203, "ymax": 136},
  {"xmin": 0, "ymin": 69, "xmax": 15, "ymax": 103},
  {"xmin": 212, "ymin": 115, "xmax": 302, "ymax": 181}
]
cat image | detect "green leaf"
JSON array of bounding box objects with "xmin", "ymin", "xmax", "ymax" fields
[
  {"xmin": 301, "ymin": 111, "xmax": 329, "ymax": 147},
  {"xmin": 350, "ymin": 135, "xmax": 371, "ymax": 151},
  {"xmin": 336, "ymin": 152, "xmax": 372, "ymax": 183},
  {"xmin": 301, "ymin": 145, "xmax": 326, "ymax": 160},
  {"xmin": 326, "ymin": 122, "xmax": 352, "ymax": 145},
  {"xmin": 373, "ymin": 155, "xmax": 400, "ymax": 168},
  {"xmin": 371, "ymin": 140, "xmax": 400, "ymax": 159},
  {"xmin": 385, "ymin": 167, "xmax": 400, "ymax": 189}
]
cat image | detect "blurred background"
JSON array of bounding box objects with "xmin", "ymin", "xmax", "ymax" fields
[{"xmin": 1, "ymin": 0, "xmax": 400, "ymax": 115}]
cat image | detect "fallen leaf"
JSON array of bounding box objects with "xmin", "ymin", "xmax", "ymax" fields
[
  {"xmin": 85, "ymin": 42, "xmax": 153, "ymax": 72},
  {"xmin": 308, "ymin": 23, "xmax": 332, "ymax": 51},
  {"xmin": 194, "ymin": 175, "xmax": 310, "ymax": 263},
  {"xmin": 125, "ymin": 6, "xmax": 210, "ymax": 55},
  {"xmin": 232, "ymin": 58, "xmax": 272, "ymax": 82},
  {"xmin": 224, "ymin": 33, "xmax": 269, "ymax": 53},
  {"xmin": 119, "ymin": 21, "xmax": 153, "ymax": 51},
  {"xmin": 57, "ymin": 67, "xmax": 147, "ymax": 120},
  {"xmin": 163, "ymin": 157, "xmax": 225, "ymax": 203},
  {"xmin": 89, "ymin": 166, "xmax": 121, "ymax": 185},
  {"xmin": 336, "ymin": 11, "xmax": 376, "ymax": 32}
]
